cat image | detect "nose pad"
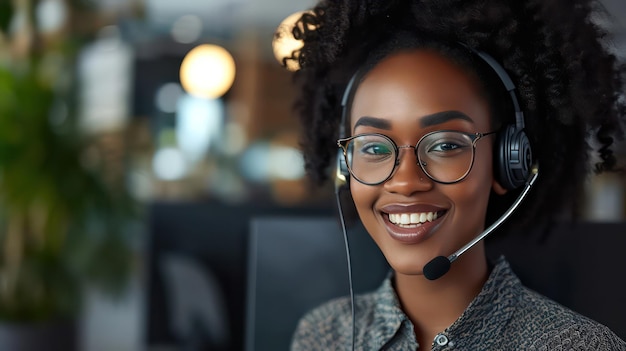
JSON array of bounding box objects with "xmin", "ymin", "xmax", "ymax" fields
[{"xmin": 418, "ymin": 160, "xmax": 433, "ymax": 180}]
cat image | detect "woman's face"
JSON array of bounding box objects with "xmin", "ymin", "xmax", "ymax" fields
[{"xmin": 349, "ymin": 49, "xmax": 506, "ymax": 277}]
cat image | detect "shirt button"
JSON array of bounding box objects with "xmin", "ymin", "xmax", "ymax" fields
[{"xmin": 435, "ymin": 334, "xmax": 449, "ymax": 346}]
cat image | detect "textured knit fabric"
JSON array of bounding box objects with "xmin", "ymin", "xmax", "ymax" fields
[{"xmin": 290, "ymin": 257, "xmax": 626, "ymax": 350}]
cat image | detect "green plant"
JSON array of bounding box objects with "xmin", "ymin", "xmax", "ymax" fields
[{"xmin": 0, "ymin": 1, "xmax": 137, "ymax": 323}]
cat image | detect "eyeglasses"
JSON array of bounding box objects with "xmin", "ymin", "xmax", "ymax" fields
[{"xmin": 337, "ymin": 130, "xmax": 497, "ymax": 185}]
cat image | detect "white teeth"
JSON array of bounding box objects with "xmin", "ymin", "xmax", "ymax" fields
[
  {"xmin": 388, "ymin": 211, "xmax": 439, "ymax": 225},
  {"xmin": 400, "ymin": 214, "xmax": 409, "ymax": 224}
]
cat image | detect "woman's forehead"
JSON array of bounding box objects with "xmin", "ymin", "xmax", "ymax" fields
[{"xmin": 350, "ymin": 50, "xmax": 491, "ymax": 132}]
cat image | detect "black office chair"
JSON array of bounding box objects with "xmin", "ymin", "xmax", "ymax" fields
[
  {"xmin": 160, "ymin": 253, "xmax": 230, "ymax": 350},
  {"xmin": 145, "ymin": 201, "xmax": 335, "ymax": 351}
]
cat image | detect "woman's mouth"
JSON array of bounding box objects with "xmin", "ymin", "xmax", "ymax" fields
[
  {"xmin": 388, "ymin": 211, "xmax": 440, "ymax": 228},
  {"xmin": 381, "ymin": 209, "xmax": 447, "ymax": 243}
]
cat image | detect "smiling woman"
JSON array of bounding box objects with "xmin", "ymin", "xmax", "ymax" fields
[
  {"xmin": 348, "ymin": 50, "xmax": 500, "ymax": 289},
  {"xmin": 286, "ymin": 0, "xmax": 626, "ymax": 350}
]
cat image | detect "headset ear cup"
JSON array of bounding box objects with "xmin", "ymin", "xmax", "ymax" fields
[{"xmin": 497, "ymin": 125, "xmax": 533, "ymax": 190}]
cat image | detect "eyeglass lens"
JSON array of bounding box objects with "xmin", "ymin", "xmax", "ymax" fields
[{"xmin": 345, "ymin": 131, "xmax": 476, "ymax": 184}]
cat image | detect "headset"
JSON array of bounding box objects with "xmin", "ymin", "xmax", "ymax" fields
[{"xmin": 336, "ymin": 45, "xmax": 533, "ymax": 191}]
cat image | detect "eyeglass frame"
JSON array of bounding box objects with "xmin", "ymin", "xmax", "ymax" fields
[{"xmin": 337, "ymin": 130, "xmax": 499, "ymax": 186}]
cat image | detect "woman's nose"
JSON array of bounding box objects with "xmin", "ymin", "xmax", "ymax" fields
[{"xmin": 383, "ymin": 148, "xmax": 433, "ymax": 195}]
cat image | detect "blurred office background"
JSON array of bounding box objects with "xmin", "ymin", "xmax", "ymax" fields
[{"xmin": 0, "ymin": 0, "xmax": 624, "ymax": 350}]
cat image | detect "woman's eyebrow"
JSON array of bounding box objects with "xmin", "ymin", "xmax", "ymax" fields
[
  {"xmin": 352, "ymin": 111, "xmax": 474, "ymax": 132},
  {"xmin": 353, "ymin": 116, "xmax": 392, "ymax": 132},
  {"xmin": 420, "ymin": 110, "xmax": 474, "ymax": 127}
]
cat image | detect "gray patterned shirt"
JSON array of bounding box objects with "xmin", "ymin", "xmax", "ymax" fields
[{"xmin": 291, "ymin": 257, "xmax": 626, "ymax": 350}]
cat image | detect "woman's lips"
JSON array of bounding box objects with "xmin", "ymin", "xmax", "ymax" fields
[{"xmin": 380, "ymin": 205, "xmax": 447, "ymax": 244}]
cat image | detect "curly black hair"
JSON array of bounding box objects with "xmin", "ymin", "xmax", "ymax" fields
[{"xmin": 288, "ymin": 0, "xmax": 626, "ymax": 231}]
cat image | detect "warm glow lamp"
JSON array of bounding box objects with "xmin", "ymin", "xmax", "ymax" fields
[
  {"xmin": 180, "ymin": 44, "xmax": 236, "ymax": 99},
  {"xmin": 272, "ymin": 11, "xmax": 311, "ymax": 71}
]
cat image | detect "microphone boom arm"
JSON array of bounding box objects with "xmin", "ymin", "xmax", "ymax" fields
[{"xmin": 448, "ymin": 166, "xmax": 539, "ymax": 264}]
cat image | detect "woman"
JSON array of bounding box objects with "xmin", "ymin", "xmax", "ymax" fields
[{"xmin": 287, "ymin": 0, "xmax": 626, "ymax": 349}]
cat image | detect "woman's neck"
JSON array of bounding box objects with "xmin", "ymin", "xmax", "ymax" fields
[{"xmin": 393, "ymin": 247, "xmax": 489, "ymax": 348}]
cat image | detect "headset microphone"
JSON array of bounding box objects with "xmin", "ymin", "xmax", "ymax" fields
[{"xmin": 423, "ymin": 166, "xmax": 539, "ymax": 280}]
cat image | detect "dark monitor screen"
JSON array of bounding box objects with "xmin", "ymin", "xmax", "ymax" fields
[{"xmin": 245, "ymin": 217, "xmax": 388, "ymax": 351}]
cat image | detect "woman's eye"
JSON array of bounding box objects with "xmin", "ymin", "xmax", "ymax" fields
[
  {"xmin": 425, "ymin": 137, "xmax": 472, "ymax": 156},
  {"xmin": 362, "ymin": 143, "xmax": 392, "ymax": 155},
  {"xmin": 429, "ymin": 142, "xmax": 461, "ymax": 152}
]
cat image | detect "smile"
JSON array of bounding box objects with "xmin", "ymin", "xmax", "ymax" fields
[
  {"xmin": 388, "ymin": 212, "xmax": 439, "ymax": 227},
  {"xmin": 380, "ymin": 208, "xmax": 447, "ymax": 244}
]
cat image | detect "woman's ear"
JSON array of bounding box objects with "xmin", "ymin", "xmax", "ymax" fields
[{"xmin": 492, "ymin": 179, "xmax": 508, "ymax": 195}]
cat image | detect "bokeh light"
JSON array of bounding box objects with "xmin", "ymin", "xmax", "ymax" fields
[
  {"xmin": 176, "ymin": 94, "xmax": 223, "ymax": 162},
  {"xmin": 36, "ymin": 0, "xmax": 67, "ymax": 34},
  {"xmin": 153, "ymin": 147, "xmax": 187, "ymax": 181},
  {"xmin": 155, "ymin": 82, "xmax": 184, "ymax": 114},
  {"xmin": 179, "ymin": 44, "xmax": 236, "ymax": 99},
  {"xmin": 171, "ymin": 15, "xmax": 203, "ymax": 44},
  {"xmin": 240, "ymin": 142, "xmax": 305, "ymax": 182}
]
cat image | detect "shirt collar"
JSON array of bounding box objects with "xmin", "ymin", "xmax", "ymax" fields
[
  {"xmin": 369, "ymin": 271, "xmax": 412, "ymax": 348},
  {"xmin": 366, "ymin": 256, "xmax": 520, "ymax": 348},
  {"xmin": 444, "ymin": 256, "xmax": 520, "ymax": 344}
]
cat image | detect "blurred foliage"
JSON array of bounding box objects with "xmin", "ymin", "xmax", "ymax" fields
[
  {"xmin": 0, "ymin": 2, "xmax": 11, "ymax": 34},
  {"xmin": 0, "ymin": 0, "xmax": 138, "ymax": 322}
]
